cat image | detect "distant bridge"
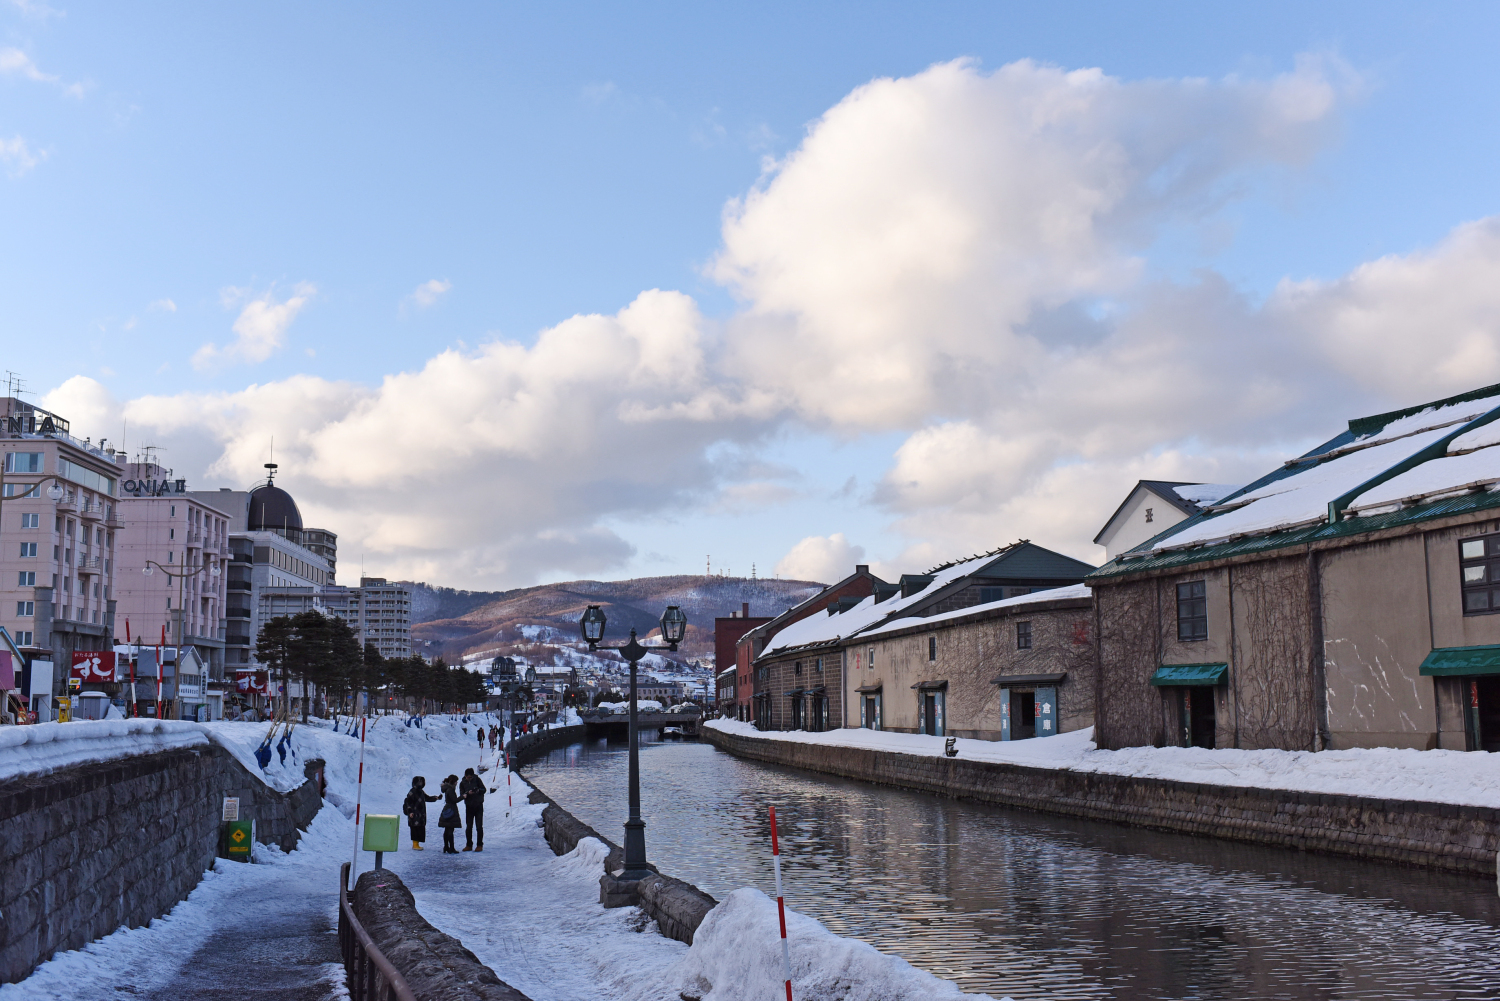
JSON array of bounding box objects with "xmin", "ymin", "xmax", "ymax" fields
[{"xmin": 578, "ymin": 709, "xmax": 702, "ymax": 735}]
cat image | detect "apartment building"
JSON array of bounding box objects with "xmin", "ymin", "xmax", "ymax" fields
[
  {"xmin": 112, "ymin": 461, "xmax": 232, "ymax": 687},
  {"xmin": 0, "ymin": 399, "xmax": 122, "ymax": 711},
  {"xmin": 355, "ymin": 578, "xmax": 413, "ymax": 659}
]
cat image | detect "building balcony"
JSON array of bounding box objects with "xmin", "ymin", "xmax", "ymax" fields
[
  {"xmin": 105, "ymin": 515, "xmax": 125, "ymax": 530},
  {"xmin": 77, "ymin": 556, "xmax": 104, "ymax": 576},
  {"xmin": 80, "ymin": 504, "xmax": 102, "ymax": 522}
]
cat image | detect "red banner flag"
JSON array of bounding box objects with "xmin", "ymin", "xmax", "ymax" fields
[{"xmin": 70, "ymin": 651, "xmax": 117, "ymax": 683}]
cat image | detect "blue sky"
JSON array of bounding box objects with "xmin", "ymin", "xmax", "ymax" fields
[{"xmin": 6, "ymin": 2, "xmax": 1500, "ymax": 587}]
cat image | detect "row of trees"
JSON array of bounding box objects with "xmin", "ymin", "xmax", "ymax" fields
[{"xmin": 254, "ymin": 611, "xmax": 488, "ymax": 720}]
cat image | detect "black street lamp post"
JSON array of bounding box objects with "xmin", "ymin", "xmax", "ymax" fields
[{"xmin": 579, "ymin": 603, "xmax": 687, "ymax": 885}]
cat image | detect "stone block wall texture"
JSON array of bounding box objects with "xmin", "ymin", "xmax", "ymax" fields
[
  {"xmin": 351, "ymin": 869, "xmax": 530, "ymax": 1001},
  {"xmin": 0, "ymin": 746, "xmax": 324, "ymax": 983},
  {"xmin": 702, "ymin": 726, "xmax": 1500, "ymax": 877}
]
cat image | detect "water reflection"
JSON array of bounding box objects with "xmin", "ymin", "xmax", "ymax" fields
[{"xmin": 525, "ymin": 735, "xmax": 1500, "ymax": 1000}]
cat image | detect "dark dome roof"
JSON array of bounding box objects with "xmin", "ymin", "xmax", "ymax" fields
[{"xmin": 247, "ymin": 484, "xmax": 303, "ymax": 532}]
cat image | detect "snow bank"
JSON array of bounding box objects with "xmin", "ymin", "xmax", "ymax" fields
[
  {"xmin": 644, "ymin": 887, "xmax": 1010, "ymax": 1001},
  {"xmin": 0, "ymin": 719, "xmax": 210, "ymax": 784},
  {"xmin": 706, "ymin": 719, "xmax": 1500, "ymax": 808},
  {"xmin": 596, "ymin": 700, "xmax": 663, "ymax": 712},
  {"xmin": 0, "ymin": 712, "xmax": 500, "ymax": 794}
]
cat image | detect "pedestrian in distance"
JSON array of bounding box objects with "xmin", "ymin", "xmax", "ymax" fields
[
  {"xmin": 459, "ymin": 766, "xmax": 486, "ymax": 851},
  {"xmin": 403, "ymin": 776, "xmax": 439, "ymax": 851},
  {"xmin": 438, "ymin": 774, "xmax": 462, "ymax": 853},
  {"xmin": 476, "ymin": 727, "xmax": 485, "ymax": 751}
]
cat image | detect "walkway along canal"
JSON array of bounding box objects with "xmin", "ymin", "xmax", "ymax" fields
[{"xmin": 523, "ymin": 733, "xmax": 1500, "ymax": 1001}]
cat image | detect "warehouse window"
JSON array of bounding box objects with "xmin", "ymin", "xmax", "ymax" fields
[
  {"xmin": 928, "ymin": 636, "xmax": 937, "ymax": 661},
  {"xmin": 1016, "ymin": 621, "xmax": 1032, "ymax": 650},
  {"xmin": 1177, "ymin": 581, "xmax": 1208, "ymax": 640},
  {"xmin": 1460, "ymin": 534, "xmax": 1500, "ymax": 614}
]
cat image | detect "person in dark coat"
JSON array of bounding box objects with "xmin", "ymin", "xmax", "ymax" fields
[
  {"xmin": 402, "ymin": 776, "xmax": 438, "ymax": 851},
  {"xmin": 438, "ymin": 774, "xmax": 462, "ymax": 853},
  {"xmin": 476, "ymin": 727, "xmax": 485, "ymax": 750},
  {"xmin": 459, "ymin": 767, "xmax": 486, "ymax": 851}
]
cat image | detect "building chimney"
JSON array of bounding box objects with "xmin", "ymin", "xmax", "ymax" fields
[
  {"xmin": 742, "ymin": 602, "xmax": 749, "ymax": 618},
  {"xmin": 855, "ymin": 564, "xmax": 869, "ymax": 575}
]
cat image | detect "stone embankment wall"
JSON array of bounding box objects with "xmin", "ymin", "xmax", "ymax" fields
[
  {"xmin": 351, "ymin": 869, "xmax": 531, "ymax": 1001},
  {"xmin": 0, "ymin": 746, "xmax": 324, "ymax": 983},
  {"xmin": 505, "ymin": 723, "xmax": 587, "ymax": 765},
  {"xmin": 524, "ymin": 783, "xmax": 717, "ymax": 946},
  {"xmin": 702, "ymin": 726, "xmax": 1500, "ymax": 876}
]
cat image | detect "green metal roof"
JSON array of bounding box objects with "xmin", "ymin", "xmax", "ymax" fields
[
  {"xmin": 1419, "ymin": 645, "xmax": 1500, "ymax": 676},
  {"xmin": 1150, "ymin": 663, "xmax": 1228, "ymax": 686},
  {"xmin": 1090, "ymin": 487, "xmax": 1500, "ymax": 581}
]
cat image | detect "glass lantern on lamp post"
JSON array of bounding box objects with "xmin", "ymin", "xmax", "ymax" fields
[{"xmin": 578, "ymin": 603, "xmax": 688, "ymax": 884}]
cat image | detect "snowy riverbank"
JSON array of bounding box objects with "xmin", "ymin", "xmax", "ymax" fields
[
  {"xmin": 2, "ymin": 714, "xmax": 1014, "ymax": 1001},
  {"xmin": 705, "ymin": 718, "xmax": 1500, "ymax": 809}
]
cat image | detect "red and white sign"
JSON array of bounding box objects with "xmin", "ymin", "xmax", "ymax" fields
[
  {"xmin": 70, "ymin": 651, "xmax": 117, "ymax": 684},
  {"xmin": 235, "ymin": 669, "xmax": 270, "ymax": 694}
]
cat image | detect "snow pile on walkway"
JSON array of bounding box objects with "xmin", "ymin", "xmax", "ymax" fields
[
  {"xmin": 705, "ymin": 719, "xmax": 1500, "ymax": 808},
  {"xmin": 645, "ymin": 886, "xmax": 1012, "ymax": 1001}
]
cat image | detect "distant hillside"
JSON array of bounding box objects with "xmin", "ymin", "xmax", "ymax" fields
[{"xmin": 406, "ymin": 575, "xmax": 825, "ymax": 669}]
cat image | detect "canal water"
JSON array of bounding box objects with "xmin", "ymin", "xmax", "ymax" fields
[{"xmin": 523, "ymin": 733, "xmax": 1500, "ymax": 1001}]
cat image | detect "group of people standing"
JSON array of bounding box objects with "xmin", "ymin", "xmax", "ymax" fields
[{"xmin": 403, "ymin": 766, "xmax": 487, "ymax": 853}]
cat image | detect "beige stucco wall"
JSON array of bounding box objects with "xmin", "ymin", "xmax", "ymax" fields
[{"xmin": 1320, "ymin": 535, "xmax": 1438, "ymax": 749}]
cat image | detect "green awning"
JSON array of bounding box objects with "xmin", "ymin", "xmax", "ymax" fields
[
  {"xmin": 1150, "ymin": 663, "xmax": 1227, "ymax": 686},
  {"xmin": 1419, "ymin": 645, "xmax": 1500, "ymax": 676}
]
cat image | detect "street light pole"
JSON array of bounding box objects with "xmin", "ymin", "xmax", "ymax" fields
[
  {"xmin": 580, "ymin": 604, "xmax": 688, "ymax": 884},
  {"xmin": 143, "ymin": 558, "xmax": 219, "ymax": 719}
]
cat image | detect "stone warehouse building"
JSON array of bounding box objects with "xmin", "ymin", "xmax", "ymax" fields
[
  {"xmin": 853, "ymin": 583, "xmax": 1094, "ymax": 740},
  {"xmin": 1090, "ymin": 383, "xmax": 1500, "ymax": 753},
  {"xmin": 754, "ymin": 541, "xmax": 1095, "ymax": 734},
  {"xmin": 735, "ymin": 564, "xmax": 887, "ymax": 725}
]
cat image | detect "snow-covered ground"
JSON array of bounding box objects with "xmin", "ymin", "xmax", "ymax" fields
[
  {"xmin": 3, "ymin": 714, "xmax": 1011, "ymax": 1000},
  {"xmin": 706, "ymin": 718, "xmax": 1500, "ymax": 808}
]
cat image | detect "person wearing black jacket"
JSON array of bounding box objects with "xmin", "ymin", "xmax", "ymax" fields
[
  {"xmin": 402, "ymin": 776, "xmax": 439, "ymax": 851},
  {"xmin": 459, "ymin": 767, "xmax": 486, "ymax": 851},
  {"xmin": 438, "ymin": 774, "xmax": 462, "ymax": 853}
]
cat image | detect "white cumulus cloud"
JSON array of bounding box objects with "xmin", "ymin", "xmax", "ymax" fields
[
  {"xmin": 406, "ymin": 278, "xmax": 452, "ymax": 309},
  {"xmin": 0, "ymin": 135, "xmax": 44, "ymax": 177},
  {"xmin": 54, "ymin": 54, "xmax": 1500, "ymax": 588},
  {"xmin": 192, "ymin": 283, "xmax": 316, "ymax": 370},
  {"xmin": 775, "ymin": 533, "xmax": 867, "ymax": 585}
]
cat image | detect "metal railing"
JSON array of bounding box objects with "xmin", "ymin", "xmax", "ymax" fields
[{"xmin": 338, "ymin": 862, "xmax": 418, "ymax": 1001}]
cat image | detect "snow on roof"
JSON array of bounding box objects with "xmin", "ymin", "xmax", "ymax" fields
[
  {"xmin": 1151, "ymin": 425, "xmax": 1460, "ymax": 550},
  {"xmin": 1172, "ymin": 483, "xmax": 1240, "ymax": 506},
  {"xmin": 1347, "ymin": 446, "xmax": 1500, "ymax": 513},
  {"xmin": 859, "ymin": 583, "xmax": 1092, "ymax": 640},
  {"xmin": 760, "ymin": 553, "xmax": 992, "ymax": 655},
  {"xmin": 1146, "ymin": 391, "xmax": 1500, "ymax": 553}
]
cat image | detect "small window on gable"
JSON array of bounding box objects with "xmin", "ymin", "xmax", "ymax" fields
[
  {"xmin": 1016, "ymin": 621, "xmax": 1032, "ymax": 650},
  {"xmin": 1177, "ymin": 581, "xmax": 1208, "ymax": 640}
]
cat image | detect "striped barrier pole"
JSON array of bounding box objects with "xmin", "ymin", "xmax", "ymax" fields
[
  {"xmin": 349, "ymin": 716, "xmax": 367, "ymax": 882},
  {"xmin": 770, "ymin": 805, "xmax": 793, "ymax": 1001}
]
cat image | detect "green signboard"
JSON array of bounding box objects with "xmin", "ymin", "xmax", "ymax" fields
[
  {"xmin": 222, "ymin": 819, "xmax": 252, "ymax": 862},
  {"xmin": 363, "ymin": 814, "xmax": 400, "ymax": 853}
]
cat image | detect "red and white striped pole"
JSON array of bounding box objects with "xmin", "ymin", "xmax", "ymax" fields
[
  {"xmin": 505, "ymin": 749, "xmax": 513, "ymax": 817},
  {"xmin": 770, "ymin": 805, "xmax": 793, "ymax": 1001},
  {"xmin": 349, "ymin": 715, "xmax": 367, "ymax": 882}
]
